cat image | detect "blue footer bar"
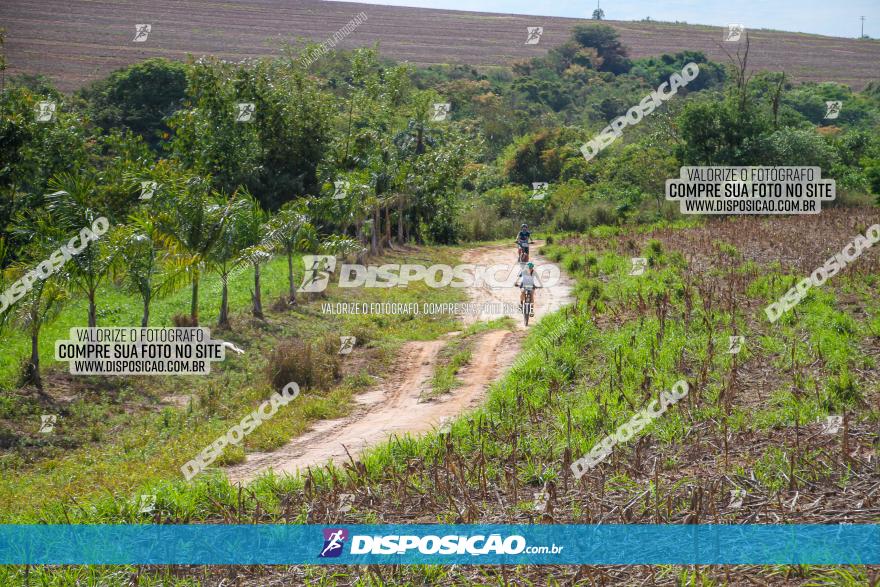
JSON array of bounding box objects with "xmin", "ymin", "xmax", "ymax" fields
[{"xmin": 0, "ymin": 524, "xmax": 876, "ymax": 565}]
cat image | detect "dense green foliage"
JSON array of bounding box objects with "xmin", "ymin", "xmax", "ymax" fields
[
  {"xmin": 1, "ymin": 27, "xmax": 879, "ymax": 386},
  {"xmin": 0, "ymin": 23, "xmax": 879, "ymax": 586},
  {"xmin": 78, "ymin": 58, "xmax": 187, "ymax": 149},
  {"xmin": 3, "ymin": 26, "xmax": 879, "ymax": 252}
]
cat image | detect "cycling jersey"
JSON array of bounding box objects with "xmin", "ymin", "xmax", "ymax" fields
[
  {"xmin": 518, "ymin": 270, "xmax": 539, "ymax": 288},
  {"xmin": 517, "ymin": 230, "xmax": 531, "ymax": 242}
]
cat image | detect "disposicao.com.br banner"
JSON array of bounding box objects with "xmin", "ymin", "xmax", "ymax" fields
[{"xmin": 0, "ymin": 524, "xmax": 876, "ymax": 565}]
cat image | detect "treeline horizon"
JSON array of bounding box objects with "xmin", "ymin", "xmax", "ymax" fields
[{"xmin": 1, "ymin": 24, "xmax": 879, "ymax": 388}]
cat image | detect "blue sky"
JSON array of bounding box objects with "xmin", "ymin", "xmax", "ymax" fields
[{"xmin": 347, "ymin": 0, "xmax": 878, "ymax": 38}]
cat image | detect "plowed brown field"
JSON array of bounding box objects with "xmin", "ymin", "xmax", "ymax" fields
[{"xmin": 2, "ymin": 0, "xmax": 879, "ymax": 92}]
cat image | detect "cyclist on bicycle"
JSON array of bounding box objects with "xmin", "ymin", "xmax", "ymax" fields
[
  {"xmin": 515, "ymin": 224, "xmax": 533, "ymax": 262},
  {"xmin": 515, "ymin": 261, "xmax": 540, "ymax": 316}
]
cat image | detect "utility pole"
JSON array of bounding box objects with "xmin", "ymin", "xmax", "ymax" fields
[{"xmin": 860, "ymin": 16, "xmax": 866, "ymax": 38}]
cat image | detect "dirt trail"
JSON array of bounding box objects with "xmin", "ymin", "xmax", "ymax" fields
[
  {"xmin": 460, "ymin": 243, "xmax": 574, "ymax": 328},
  {"xmin": 225, "ymin": 242, "xmax": 573, "ymax": 484}
]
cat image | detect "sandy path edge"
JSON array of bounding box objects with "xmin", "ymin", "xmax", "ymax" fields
[{"xmin": 224, "ymin": 242, "xmax": 572, "ymax": 484}]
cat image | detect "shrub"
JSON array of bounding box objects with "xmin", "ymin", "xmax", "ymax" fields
[
  {"xmin": 564, "ymin": 255, "xmax": 583, "ymax": 273},
  {"xmin": 587, "ymin": 202, "xmax": 617, "ymax": 227},
  {"xmin": 348, "ymin": 323, "xmax": 376, "ymax": 347},
  {"xmin": 575, "ymin": 279, "xmax": 604, "ymax": 307},
  {"xmin": 549, "ymin": 200, "xmax": 619, "ymax": 233},
  {"xmin": 550, "ymin": 202, "xmax": 593, "ymax": 232},
  {"xmin": 647, "ymin": 239, "xmax": 663, "ymax": 255},
  {"xmin": 214, "ymin": 445, "xmax": 246, "ymax": 466},
  {"xmin": 644, "ymin": 238, "xmax": 667, "ymax": 267},
  {"xmin": 458, "ymin": 201, "xmax": 517, "ymax": 241},
  {"xmin": 270, "ymin": 295, "xmax": 292, "ymax": 312},
  {"xmin": 266, "ymin": 339, "xmax": 340, "ymax": 392},
  {"xmin": 824, "ymin": 368, "xmax": 862, "ymax": 409},
  {"xmin": 172, "ymin": 314, "xmax": 198, "ymax": 327},
  {"xmin": 584, "ymin": 253, "xmax": 598, "ymax": 275}
]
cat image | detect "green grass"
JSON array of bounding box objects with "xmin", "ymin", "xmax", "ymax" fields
[
  {"xmin": 424, "ymin": 318, "xmax": 514, "ymax": 399},
  {"xmin": 428, "ymin": 346, "xmax": 471, "ymax": 398},
  {"xmin": 3, "ymin": 221, "xmax": 878, "ymax": 585},
  {"xmin": 0, "ymin": 245, "xmax": 469, "ymax": 521}
]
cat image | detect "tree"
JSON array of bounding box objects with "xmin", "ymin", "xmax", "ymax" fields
[
  {"xmin": 1, "ymin": 231, "xmax": 66, "ymax": 389},
  {"xmin": 387, "ymin": 91, "xmax": 474, "ymax": 244},
  {"xmin": 677, "ymin": 96, "xmax": 772, "ymax": 165},
  {"xmin": 390, "ymin": 94, "xmax": 435, "ymax": 243},
  {"xmin": 0, "ymin": 28, "xmax": 6, "ymax": 89},
  {"xmin": 6, "ymin": 273, "xmax": 65, "ymax": 390},
  {"xmin": 167, "ymin": 59, "xmax": 261, "ymax": 199},
  {"xmin": 592, "ymin": 8, "xmax": 605, "ymax": 20},
  {"xmin": 572, "ymin": 24, "xmax": 632, "ymax": 74},
  {"xmin": 155, "ymin": 179, "xmax": 235, "ymax": 326},
  {"xmin": 78, "ymin": 58, "xmax": 187, "ymax": 149},
  {"xmin": 205, "ymin": 193, "xmax": 252, "ymax": 329},
  {"xmin": 756, "ymin": 128, "xmax": 837, "ymax": 169},
  {"xmin": 234, "ymin": 191, "xmax": 270, "ymax": 319},
  {"xmin": 45, "ymin": 174, "xmax": 115, "ymax": 327},
  {"xmin": 863, "ymin": 159, "xmax": 880, "ymax": 201},
  {"xmin": 327, "ymin": 50, "xmax": 415, "ymax": 251},
  {"xmin": 630, "ymin": 51, "xmax": 726, "ymax": 91},
  {"xmin": 113, "ymin": 212, "xmax": 166, "ymax": 327},
  {"xmin": 264, "ymin": 200, "xmax": 319, "ymax": 306},
  {"xmin": 240, "ymin": 58, "xmax": 336, "ymax": 209},
  {"xmin": 405, "ymin": 129, "xmax": 473, "ymax": 244},
  {"xmin": 322, "ymin": 170, "xmax": 376, "ymax": 255},
  {"xmin": 600, "ymin": 143, "xmax": 679, "ymax": 211},
  {"xmin": 502, "ymin": 130, "xmax": 565, "ymax": 185},
  {"xmin": 169, "ymin": 56, "xmax": 335, "ymax": 209},
  {"xmin": 0, "ymin": 84, "xmax": 90, "ymax": 250}
]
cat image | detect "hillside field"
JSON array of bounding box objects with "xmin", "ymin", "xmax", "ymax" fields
[{"xmin": 2, "ymin": 0, "xmax": 880, "ymax": 92}]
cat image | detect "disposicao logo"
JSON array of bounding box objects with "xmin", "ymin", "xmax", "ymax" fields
[
  {"xmin": 298, "ymin": 261, "xmax": 561, "ymax": 292},
  {"xmin": 349, "ymin": 533, "xmax": 528, "ymax": 555},
  {"xmin": 319, "ymin": 528, "xmax": 348, "ymax": 558},
  {"xmin": 318, "ymin": 528, "xmax": 564, "ymax": 558}
]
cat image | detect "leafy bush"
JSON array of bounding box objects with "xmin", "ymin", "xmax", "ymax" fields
[
  {"xmin": 501, "ymin": 130, "xmax": 564, "ymax": 185},
  {"xmin": 571, "ymin": 24, "xmax": 632, "ymax": 74},
  {"xmin": 172, "ymin": 314, "xmax": 198, "ymax": 327},
  {"xmin": 266, "ymin": 339, "xmax": 340, "ymax": 392},
  {"xmin": 756, "ymin": 128, "xmax": 838, "ymax": 170},
  {"xmin": 458, "ymin": 201, "xmax": 518, "ymax": 241},
  {"xmin": 824, "ymin": 368, "xmax": 862, "ymax": 409},
  {"xmin": 630, "ymin": 51, "xmax": 726, "ymax": 91},
  {"xmin": 78, "ymin": 58, "xmax": 187, "ymax": 149},
  {"xmin": 563, "ymin": 255, "xmax": 583, "ymax": 273}
]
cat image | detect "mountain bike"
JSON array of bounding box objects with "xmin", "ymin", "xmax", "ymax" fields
[
  {"xmin": 516, "ymin": 240, "xmax": 531, "ymax": 263},
  {"xmin": 522, "ymin": 285, "xmax": 538, "ymax": 326}
]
